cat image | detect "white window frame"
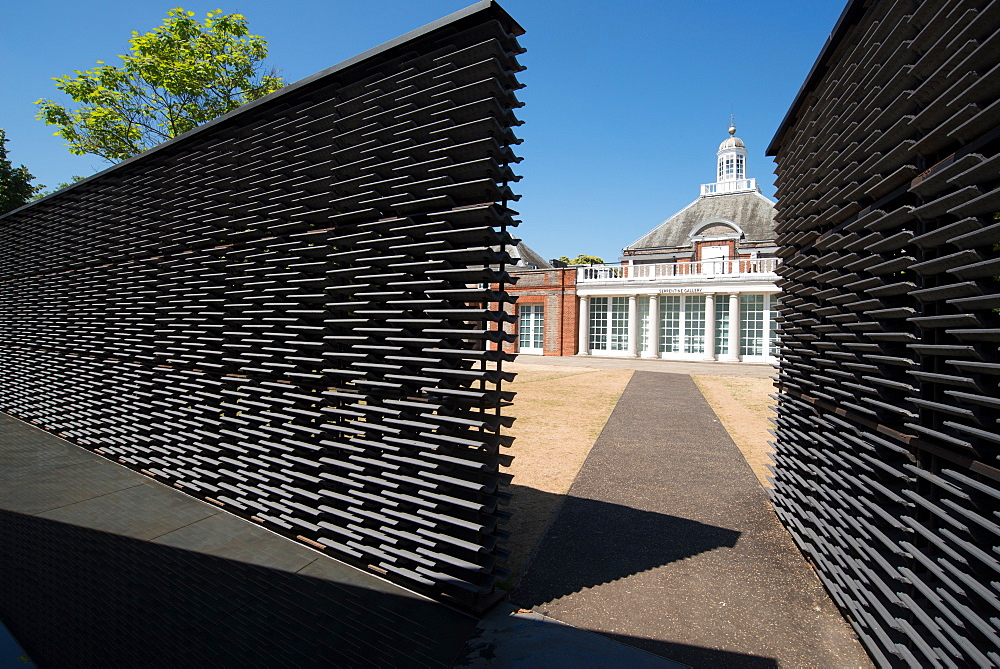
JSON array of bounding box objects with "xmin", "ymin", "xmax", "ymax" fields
[
  {"xmin": 658, "ymin": 294, "xmax": 709, "ymax": 360},
  {"xmin": 739, "ymin": 293, "xmax": 776, "ymax": 363},
  {"xmin": 518, "ymin": 304, "xmax": 544, "ymax": 354},
  {"xmin": 588, "ymin": 296, "xmax": 631, "ymax": 356}
]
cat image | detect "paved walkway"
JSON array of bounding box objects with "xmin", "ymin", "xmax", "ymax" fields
[
  {"xmin": 509, "ymin": 371, "xmax": 872, "ymax": 667},
  {"xmin": 511, "ymin": 354, "xmax": 776, "ymax": 378}
]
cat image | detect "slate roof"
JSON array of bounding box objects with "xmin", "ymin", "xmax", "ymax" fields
[
  {"xmin": 511, "ymin": 241, "xmax": 552, "ymax": 268},
  {"xmin": 625, "ymin": 190, "xmax": 777, "ymax": 251}
]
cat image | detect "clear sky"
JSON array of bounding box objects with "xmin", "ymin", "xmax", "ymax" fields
[{"xmin": 2, "ymin": 0, "xmax": 845, "ymax": 263}]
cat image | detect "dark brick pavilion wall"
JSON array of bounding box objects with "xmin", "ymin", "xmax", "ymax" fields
[
  {"xmin": 0, "ymin": 1, "xmax": 524, "ymax": 611},
  {"xmin": 768, "ymin": 0, "xmax": 1000, "ymax": 665}
]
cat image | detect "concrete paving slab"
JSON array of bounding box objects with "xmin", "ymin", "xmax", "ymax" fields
[
  {"xmin": 0, "ymin": 414, "xmax": 479, "ymax": 667},
  {"xmin": 0, "ymin": 458, "xmax": 142, "ymax": 514},
  {"xmin": 153, "ymin": 511, "xmax": 318, "ymax": 574},
  {"xmin": 511, "ymin": 371, "xmax": 872, "ymax": 668},
  {"xmin": 38, "ymin": 480, "xmax": 219, "ymax": 541},
  {"xmin": 0, "ymin": 419, "xmax": 97, "ymax": 480}
]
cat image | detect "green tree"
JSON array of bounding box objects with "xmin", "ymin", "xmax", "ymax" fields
[
  {"xmin": 558, "ymin": 254, "xmax": 604, "ymax": 265},
  {"xmin": 36, "ymin": 8, "xmax": 284, "ymax": 162},
  {"xmin": 0, "ymin": 129, "xmax": 41, "ymax": 214},
  {"xmin": 32, "ymin": 175, "xmax": 88, "ymax": 201}
]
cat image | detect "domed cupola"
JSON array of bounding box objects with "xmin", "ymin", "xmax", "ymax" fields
[
  {"xmin": 717, "ymin": 123, "xmax": 747, "ymax": 182},
  {"xmin": 701, "ymin": 118, "xmax": 760, "ymax": 197}
]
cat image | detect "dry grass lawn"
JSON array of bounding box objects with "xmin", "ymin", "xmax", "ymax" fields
[
  {"xmin": 692, "ymin": 375, "xmax": 777, "ymax": 489},
  {"xmin": 499, "ymin": 362, "xmax": 633, "ymax": 586}
]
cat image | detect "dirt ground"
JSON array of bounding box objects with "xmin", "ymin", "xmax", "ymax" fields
[
  {"xmin": 691, "ymin": 375, "xmax": 777, "ymax": 489},
  {"xmin": 499, "ymin": 362, "xmax": 777, "ymax": 588}
]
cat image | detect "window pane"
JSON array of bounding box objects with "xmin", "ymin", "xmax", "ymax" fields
[
  {"xmin": 659, "ymin": 296, "xmax": 681, "ymax": 352},
  {"xmin": 684, "ymin": 295, "xmax": 706, "ymax": 354},
  {"xmin": 638, "ymin": 297, "xmax": 649, "ymax": 352},
  {"xmin": 518, "ymin": 307, "xmax": 532, "ymax": 348},
  {"xmin": 532, "ymin": 306, "xmax": 544, "ymax": 348},
  {"xmin": 610, "ymin": 297, "xmax": 629, "ymax": 351},
  {"xmin": 767, "ymin": 295, "xmax": 777, "ymax": 357},
  {"xmin": 518, "ymin": 305, "xmax": 543, "ymax": 350},
  {"xmin": 740, "ymin": 294, "xmax": 764, "ymax": 356},
  {"xmin": 589, "ymin": 297, "xmax": 608, "ymax": 350},
  {"xmin": 715, "ymin": 298, "xmax": 729, "ymax": 355}
]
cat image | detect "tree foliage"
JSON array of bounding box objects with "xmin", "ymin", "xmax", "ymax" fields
[
  {"xmin": 0, "ymin": 129, "xmax": 40, "ymax": 214},
  {"xmin": 558, "ymin": 254, "xmax": 604, "ymax": 265},
  {"xmin": 36, "ymin": 8, "xmax": 284, "ymax": 162},
  {"xmin": 32, "ymin": 175, "xmax": 87, "ymax": 201}
]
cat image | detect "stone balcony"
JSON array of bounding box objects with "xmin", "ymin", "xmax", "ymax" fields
[{"xmin": 577, "ymin": 258, "xmax": 780, "ymax": 285}]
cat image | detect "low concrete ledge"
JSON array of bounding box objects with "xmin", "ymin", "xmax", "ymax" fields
[{"xmin": 0, "ymin": 413, "xmax": 478, "ymax": 667}]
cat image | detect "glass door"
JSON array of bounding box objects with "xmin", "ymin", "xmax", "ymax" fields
[
  {"xmin": 518, "ymin": 304, "xmax": 544, "ymax": 354},
  {"xmin": 588, "ymin": 297, "xmax": 630, "ymax": 354}
]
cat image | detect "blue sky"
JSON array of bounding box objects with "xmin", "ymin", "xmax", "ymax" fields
[{"xmin": 2, "ymin": 1, "xmax": 844, "ymax": 263}]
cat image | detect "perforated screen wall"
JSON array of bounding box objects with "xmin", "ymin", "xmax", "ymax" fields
[
  {"xmin": 768, "ymin": 0, "xmax": 1000, "ymax": 665},
  {"xmin": 0, "ymin": 1, "xmax": 524, "ymax": 610}
]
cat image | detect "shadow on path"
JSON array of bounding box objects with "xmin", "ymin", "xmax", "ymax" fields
[
  {"xmin": 499, "ymin": 371, "xmax": 868, "ymax": 668},
  {"xmin": 509, "ymin": 485, "xmax": 741, "ymax": 607},
  {"xmin": 505, "ymin": 487, "xmax": 778, "ymax": 668},
  {"xmin": 0, "ymin": 411, "xmax": 763, "ymax": 667},
  {"xmin": 599, "ymin": 631, "xmax": 779, "ymax": 669},
  {"xmin": 2, "ymin": 502, "xmax": 768, "ymax": 668}
]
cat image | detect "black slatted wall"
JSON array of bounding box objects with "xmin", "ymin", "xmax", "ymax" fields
[
  {"xmin": 0, "ymin": 1, "xmax": 524, "ymax": 611},
  {"xmin": 768, "ymin": 0, "xmax": 1000, "ymax": 665}
]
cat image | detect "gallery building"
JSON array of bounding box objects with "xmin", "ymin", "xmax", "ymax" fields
[{"xmin": 503, "ymin": 126, "xmax": 781, "ymax": 363}]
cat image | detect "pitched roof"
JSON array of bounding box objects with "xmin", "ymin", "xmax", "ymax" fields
[
  {"xmin": 511, "ymin": 241, "xmax": 552, "ymax": 268},
  {"xmin": 625, "ymin": 190, "xmax": 777, "ymax": 251}
]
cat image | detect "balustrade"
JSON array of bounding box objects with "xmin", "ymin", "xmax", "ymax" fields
[
  {"xmin": 700, "ymin": 178, "xmax": 757, "ymax": 196},
  {"xmin": 578, "ymin": 257, "xmax": 779, "ymax": 283}
]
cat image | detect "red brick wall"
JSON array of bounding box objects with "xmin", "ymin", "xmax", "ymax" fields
[
  {"xmin": 693, "ymin": 239, "xmax": 737, "ymax": 260},
  {"xmin": 496, "ymin": 268, "xmax": 578, "ymax": 357}
]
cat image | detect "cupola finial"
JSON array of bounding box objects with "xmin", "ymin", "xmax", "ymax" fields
[{"xmin": 729, "ymin": 113, "xmax": 736, "ymax": 136}]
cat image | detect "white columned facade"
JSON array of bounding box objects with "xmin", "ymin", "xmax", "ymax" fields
[
  {"xmin": 566, "ymin": 124, "xmax": 778, "ymax": 365},
  {"xmin": 703, "ymin": 293, "xmax": 716, "ymax": 361},
  {"xmin": 642, "ymin": 294, "xmax": 659, "ymax": 358},
  {"xmin": 627, "ymin": 295, "xmax": 639, "ymax": 357},
  {"xmin": 721, "ymin": 293, "xmax": 740, "ymax": 362}
]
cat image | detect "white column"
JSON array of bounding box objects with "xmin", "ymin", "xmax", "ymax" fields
[
  {"xmin": 703, "ymin": 293, "xmax": 716, "ymax": 361},
  {"xmin": 721, "ymin": 293, "xmax": 740, "ymax": 362},
  {"xmin": 642, "ymin": 295, "xmax": 659, "ymax": 358},
  {"xmin": 577, "ymin": 295, "xmax": 590, "ymax": 356},
  {"xmin": 627, "ymin": 295, "xmax": 639, "ymax": 358},
  {"xmin": 765, "ymin": 293, "xmax": 776, "ymax": 362}
]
